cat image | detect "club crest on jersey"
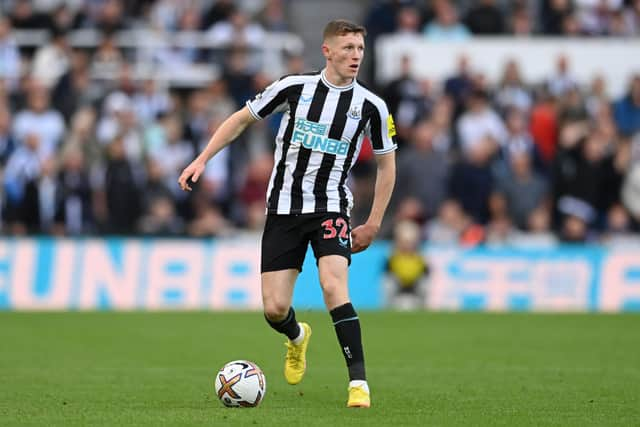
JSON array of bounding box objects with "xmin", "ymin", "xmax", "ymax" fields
[{"xmin": 347, "ymin": 105, "xmax": 361, "ymax": 120}]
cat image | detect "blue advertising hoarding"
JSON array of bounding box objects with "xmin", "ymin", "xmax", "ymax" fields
[{"xmin": 0, "ymin": 238, "xmax": 638, "ymax": 311}]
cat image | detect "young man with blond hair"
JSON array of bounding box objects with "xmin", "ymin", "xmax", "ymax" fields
[{"xmin": 179, "ymin": 19, "xmax": 396, "ymax": 407}]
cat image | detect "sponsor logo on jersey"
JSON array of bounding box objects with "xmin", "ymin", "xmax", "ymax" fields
[
  {"xmin": 387, "ymin": 114, "xmax": 396, "ymax": 138},
  {"xmin": 292, "ymin": 118, "xmax": 349, "ymax": 156}
]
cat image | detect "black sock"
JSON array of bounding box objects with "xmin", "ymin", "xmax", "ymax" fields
[
  {"xmin": 265, "ymin": 307, "xmax": 301, "ymax": 341},
  {"xmin": 330, "ymin": 302, "xmax": 366, "ymax": 381}
]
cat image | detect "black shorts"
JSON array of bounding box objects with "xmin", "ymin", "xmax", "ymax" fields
[{"xmin": 261, "ymin": 213, "xmax": 352, "ymax": 273}]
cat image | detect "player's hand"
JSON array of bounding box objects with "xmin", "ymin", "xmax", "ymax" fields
[
  {"xmin": 351, "ymin": 223, "xmax": 379, "ymax": 253},
  {"xmin": 178, "ymin": 159, "xmax": 206, "ymax": 191}
]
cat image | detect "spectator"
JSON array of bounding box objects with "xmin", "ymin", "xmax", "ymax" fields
[
  {"xmin": 529, "ymin": 86, "xmax": 559, "ymax": 165},
  {"xmin": 464, "ymin": 0, "xmax": 506, "ymax": 35},
  {"xmin": 494, "ymin": 59, "xmax": 532, "ymax": 114},
  {"xmin": 102, "ymin": 136, "xmax": 140, "ymax": 234},
  {"xmin": 499, "ymin": 107, "xmax": 547, "ymax": 176},
  {"xmin": 457, "ymin": 88, "xmax": 507, "ymax": 154},
  {"xmin": 394, "ymin": 119, "xmax": 450, "ymax": 221},
  {"xmin": 622, "ymin": 0, "xmax": 640, "ymax": 36},
  {"xmin": 201, "ymin": 0, "xmax": 235, "ymax": 31},
  {"xmin": 0, "ymin": 106, "xmax": 16, "ymax": 165},
  {"xmin": 497, "ymin": 150, "xmax": 549, "ymax": 230},
  {"xmin": 444, "ymin": 54, "xmax": 475, "ymax": 120},
  {"xmin": 31, "ymin": 26, "xmax": 71, "ymax": 89},
  {"xmin": 423, "ymin": 0, "xmax": 471, "ymax": 41},
  {"xmin": 612, "ymin": 74, "xmax": 640, "ymax": 136},
  {"xmin": 383, "ymin": 220, "xmax": 429, "ymax": 310},
  {"xmin": 91, "ymin": 30, "xmax": 124, "ymax": 78},
  {"xmin": 9, "ymin": 0, "xmax": 52, "ymax": 30},
  {"xmin": 53, "ymin": 145, "xmax": 93, "ymax": 235},
  {"xmin": 510, "ymin": 3, "xmax": 534, "ymax": 36},
  {"xmin": 547, "ymin": 54, "xmax": 577, "ymax": 98},
  {"xmin": 448, "ymin": 139, "xmax": 495, "ymax": 224},
  {"xmin": 132, "ymin": 78, "xmax": 172, "ymax": 125},
  {"xmin": 485, "ymin": 192, "xmax": 520, "ymax": 245},
  {"xmin": 382, "ymin": 55, "xmax": 431, "ymax": 144},
  {"xmin": 12, "ymin": 83, "xmax": 66, "ymax": 159},
  {"xmin": 552, "ymin": 124, "xmax": 610, "ymax": 228},
  {"xmin": 0, "ymin": 16, "xmax": 21, "ymax": 92},
  {"xmin": 574, "ymin": 0, "xmax": 623, "ymax": 35},
  {"xmin": 260, "ymin": 0, "xmax": 288, "ymax": 32},
  {"xmin": 96, "ymin": 91, "xmax": 143, "ymax": 163},
  {"xmin": 3, "ymin": 133, "xmax": 43, "ymax": 233},
  {"xmin": 541, "ymin": 0, "xmax": 574, "ymax": 34},
  {"xmin": 206, "ymin": 7, "xmax": 265, "ymax": 50}
]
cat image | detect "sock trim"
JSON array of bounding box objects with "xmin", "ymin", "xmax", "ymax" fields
[{"xmin": 333, "ymin": 316, "xmax": 359, "ymax": 326}]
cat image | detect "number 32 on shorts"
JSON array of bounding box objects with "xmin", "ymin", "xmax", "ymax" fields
[{"xmin": 321, "ymin": 217, "xmax": 350, "ymax": 248}]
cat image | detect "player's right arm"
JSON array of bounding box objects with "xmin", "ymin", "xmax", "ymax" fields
[
  {"xmin": 179, "ymin": 75, "xmax": 294, "ymax": 191},
  {"xmin": 178, "ymin": 106, "xmax": 256, "ymax": 191}
]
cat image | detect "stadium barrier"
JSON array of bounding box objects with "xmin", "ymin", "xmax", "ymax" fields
[
  {"xmin": 375, "ymin": 35, "xmax": 640, "ymax": 98},
  {"xmin": 0, "ymin": 238, "xmax": 638, "ymax": 312}
]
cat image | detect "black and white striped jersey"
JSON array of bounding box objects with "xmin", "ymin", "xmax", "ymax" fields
[{"xmin": 246, "ymin": 69, "xmax": 397, "ymax": 216}]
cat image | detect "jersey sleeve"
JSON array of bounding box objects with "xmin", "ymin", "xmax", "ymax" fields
[
  {"xmin": 365, "ymin": 100, "xmax": 398, "ymax": 155},
  {"xmin": 245, "ymin": 76, "xmax": 292, "ymax": 120}
]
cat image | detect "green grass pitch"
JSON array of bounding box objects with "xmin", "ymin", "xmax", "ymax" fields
[{"xmin": 1, "ymin": 311, "xmax": 639, "ymax": 426}]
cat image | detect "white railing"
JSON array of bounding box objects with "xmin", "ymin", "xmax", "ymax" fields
[
  {"xmin": 375, "ymin": 34, "xmax": 640, "ymax": 98},
  {"xmin": 13, "ymin": 29, "xmax": 305, "ymax": 87}
]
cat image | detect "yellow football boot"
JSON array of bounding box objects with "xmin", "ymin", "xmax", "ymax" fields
[
  {"xmin": 347, "ymin": 385, "xmax": 371, "ymax": 408},
  {"xmin": 284, "ymin": 322, "xmax": 312, "ymax": 385}
]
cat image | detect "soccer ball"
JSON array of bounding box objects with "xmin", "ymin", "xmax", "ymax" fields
[{"xmin": 214, "ymin": 360, "xmax": 266, "ymax": 408}]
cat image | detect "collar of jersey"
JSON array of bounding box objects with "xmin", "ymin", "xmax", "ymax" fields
[{"xmin": 320, "ymin": 69, "xmax": 355, "ymax": 91}]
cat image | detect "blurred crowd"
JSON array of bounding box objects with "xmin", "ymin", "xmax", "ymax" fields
[
  {"xmin": 366, "ymin": 0, "xmax": 640, "ymax": 38},
  {"xmin": 0, "ymin": 0, "xmax": 639, "ymax": 246},
  {"xmin": 361, "ymin": 1, "xmax": 640, "ymax": 246}
]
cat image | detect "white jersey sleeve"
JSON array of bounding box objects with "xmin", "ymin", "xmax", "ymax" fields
[
  {"xmin": 245, "ymin": 76, "xmax": 295, "ymax": 120},
  {"xmin": 365, "ymin": 97, "xmax": 398, "ymax": 155}
]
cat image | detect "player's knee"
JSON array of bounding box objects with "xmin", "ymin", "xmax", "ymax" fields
[
  {"xmin": 263, "ymin": 299, "xmax": 289, "ymax": 321},
  {"xmin": 320, "ymin": 279, "xmax": 347, "ymax": 301}
]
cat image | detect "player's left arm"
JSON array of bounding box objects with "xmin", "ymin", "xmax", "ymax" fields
[{"xmin": 351, "ymin": 151, "xmax": 396, "ymax": 253}]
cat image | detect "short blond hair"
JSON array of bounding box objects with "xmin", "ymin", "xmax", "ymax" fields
[{"xmin": 322, "ymin": 19, "xmax": 367, "ymax": 41}]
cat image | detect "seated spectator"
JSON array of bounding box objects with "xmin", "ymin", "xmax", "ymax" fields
[
  {"xmin": 0, "ymin": 105, "xmax": 15, "ymax": 165},
  {"xmin": 529, "ymin": 86, "xmax": 559, "ymax": 165},
  {"xmin": 485, "ymin": 192, "xmax": 520, "ymax": 246},
  {"xmin": 425, "ymin": 198, "xmax": 485, "ymax": 247},
  {"xmin": 444, "ymin": 54, "xmax": 475, "ymax": 120},
  {"xmin": 464, "ymin": 0, "xmax": 506, "ymax": 35},
  {"xmin": 0, "ymin": 16, "xmax": 21, "ymax": 92},
  {"xmin": 91, "ymin": 30, "xmax": 124, "ymax": 78},
  {"xmin": 612, "ymin": 74, "xmax": 640, "ymax": 136},
  {"xmin": 509, "ymin": 2, "xmax": 533, "ymax": 36},
  {"xmin": 383, "ymin": 55, "xmax": 432, "ymax": 144},
  {"xmin": 2, "ymin": 133, "xmax": 43, "ymax": 234},
  {"xmin": 52, "ymin": 145, "xmax": 93, "ymax": 235},
  {"xmin": 622, "ymin": 0, "xmax": 640, "ymax": 36},
  {"xmin": 102, "ymin": 136, "xmax": 141, "ymax": 234},
  {"xmin": 574, "ymin": 0, "xmax": 623, "ymax": 35},
  {"xmin": 497, "ymin": 150, "xmax": 549, "ymax": 230},
  {"xmin": 31, "ymin": 26, "xmax": 71, "ymax": 89},
  {"xmin": 423, "ymin": 0, "xmax": 471, "ymax": 41},
  {"xmin": 448, "ymin": 139, "xmax": 495, "ymax": 224},
  {"xmin": 457, "ymin": 89, "xmax": 507, "ymax": 154},
  {"xmin": 393, "ymin": 119, "xmax": 450, "ymax": 221},
  {"xmin": 498, "ymin": 107, "xmax": 547, "ymax": 176},
  {"xmin": 495, "ymin": 59, "xmax": 532, "ymax": 114},
  {"xmin": 541, "ymin": 0, "xmax": 574, "ymax": 35},
  {"xmin": 206, "ymin": 7, "xmax": 265, "ymax": 50},
  {"xmin": 548, "ymin": 54, "xmax": 577, "ymax": 98},
  {"xmin": 12, "ymin": 83, "xmax": 66, "ymax": 159}
]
